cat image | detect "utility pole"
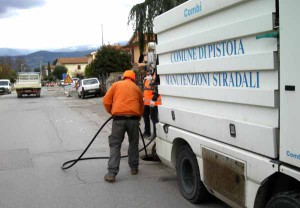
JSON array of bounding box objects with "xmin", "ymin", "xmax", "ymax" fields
[{"xmin": 40, "ymin": 62, "xmax": 42, "ymax": 79}]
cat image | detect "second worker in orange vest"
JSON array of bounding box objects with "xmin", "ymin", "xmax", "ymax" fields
[
  {"xmin": 142, "ymin": 72, "xmax": 154, "ymax": 138},
  {"xmin": 149, "ymin": 74, "xmax": 161, "ymax": 138}
]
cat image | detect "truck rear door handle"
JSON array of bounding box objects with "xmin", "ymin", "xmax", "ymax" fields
[{"xmin": 285, "ymin": 85, "xmax": 295, "ymax": 91}]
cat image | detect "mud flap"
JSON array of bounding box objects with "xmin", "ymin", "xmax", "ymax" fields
[{"xmin": 202, "ymin": 147, "xmax": 246, "ymax": 207}]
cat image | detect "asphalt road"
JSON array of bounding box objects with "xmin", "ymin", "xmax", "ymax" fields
[{"xmin": 0, "ymin": 86, "xmax": 228, "ymax": 208}]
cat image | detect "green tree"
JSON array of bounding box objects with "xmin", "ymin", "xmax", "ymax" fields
[
  {"xmin": 0, "ymin": 57, "xmax": 17, "ymax": 82},
  {"xmin": 88, "ymin": 45, "xmax": 132, "ymax": 77},
  {"xmin": 44, "ymin": 74, "xmax": 55, "ymax": 82},
  {"xmin": 128, "ymin": 0, "xmax": 187, "ymax": 57},
  {"xmin": 47, "ymin": 61, "xmax": 52, "ymax": 75},
  {"xmin": 33, "ymin": 67, "xmax": 41, "ymax": 73},
  {"xmin": 53, "ymin": 65, "xmax": 67, "ymax": 80},
  {"xmin": 0, "ymin": 64, "xmax": 17, "ymax": 82},
  {"xmin": 84, "ymin": 64, "xmax": 93, "ymax": 78},
  {"xmin": 10, "ymin": 70, "xmax": 17, "ymax": 82}
]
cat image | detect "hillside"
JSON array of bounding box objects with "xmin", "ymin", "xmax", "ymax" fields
[
  {"xmin": 0, "ymin": 48, "xmax": 34, "ymax": 56},
  {"xmin": 16, "ymin": 50, "xmax": 95, "ymax": 70},
  {"xmin": 0, "ymin": 41, "xmax": 127, "ymax": 70},
  {"xmin": 27, "ymin": 50, "xmax": 95, "ymax": 69}
]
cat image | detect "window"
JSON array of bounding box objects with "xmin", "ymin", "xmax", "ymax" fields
[
  {"xmin": 0, "ymin": 81, "xmax": 9, "ymax": 86},
  {"xmin": 19, "ymin": 74, "xmax": 39, "ymax": 80},
  {"xmin": 83, "ymin": 78, "xmax": 99, "ymax": 85},
  {"xmin": 78, "ymin": 65, "xmax": 81, "ymax": 70}
]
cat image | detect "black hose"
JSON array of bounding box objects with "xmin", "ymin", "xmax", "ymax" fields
[
  {"xmin": 139, "ymin": 127, "xmax": 148, "ymax": 158},
  {"xmin": 61, "ymin": 116, "xmax": 156, "ymax": 170}
]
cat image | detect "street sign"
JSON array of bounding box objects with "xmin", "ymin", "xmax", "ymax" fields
[{"xmin": 64, "ymin": 74, "xmax": 73, "ymax": 84}]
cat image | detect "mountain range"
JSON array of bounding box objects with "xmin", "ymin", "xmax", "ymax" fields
[
  {"xmin": 22, "ymin": 50, "xmax": 96, "ymax": 69},
  {"xmin": 0, "ymin": 42, "xmax": 128, "ymax": 70},
  {"xmin": 0, "ymin": 45, "xmax": 100, "ymax": 57},
  {"xmin": 0, "ymin": 48, "xmax": 35, "ymax": 56}
]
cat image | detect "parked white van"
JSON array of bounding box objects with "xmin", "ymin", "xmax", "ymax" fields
[
  {"xmin": 77, "ymin": 78, "xmax": 101, "ymax": 99},
  {"xmin": 0, "ymin": 79, "xmax": 12, "ymax": 94}
]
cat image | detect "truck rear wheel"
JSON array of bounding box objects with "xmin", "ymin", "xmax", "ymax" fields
[
  {"xmin": 266, "ymin": 191, "xmax": 300, "ymax": 208},
  {"xmin": 176, "ymin": 145, "xmax": 210, "ymax": 204}
]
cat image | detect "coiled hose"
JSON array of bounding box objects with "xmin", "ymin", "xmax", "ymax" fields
[{"xmin": 61, "ymin": 116, "xmax": 156, "ymax": 170}]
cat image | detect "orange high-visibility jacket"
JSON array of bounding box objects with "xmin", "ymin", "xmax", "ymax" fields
[
  {"xmin": 154, "ymin": 95, "xmax": 162, "ymax": 106},
  {"xmin": 151, "ymin": 86, "xmax": 162, "ymax": 106},
  {"xmin": 143, "ymin": 79, "xmax": 153, "ymax": 105},
  {"xmin": 103, "ymin": 79, "xmax": 144, "ymax": 117}
]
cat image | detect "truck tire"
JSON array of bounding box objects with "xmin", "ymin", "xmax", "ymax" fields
[
  {"xmin": 81, "ymin": 91, "xmax": 85, "ymax": 99},
  {"xmin": 266, "ymin": 191, "xmax": 300, "ymax": 208},
  {"xmin": 176, "ymin": 145, "xmax": 210, "ymax": 204}
]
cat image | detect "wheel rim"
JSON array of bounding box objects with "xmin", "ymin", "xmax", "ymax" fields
[{"xmin": 181, "ymin": 157, "xmax": 195, "ymax": 194}]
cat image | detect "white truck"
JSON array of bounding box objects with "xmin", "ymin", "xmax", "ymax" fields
[
  {"xmin": 153, "ymin": 0, "xmax": 300, "ymax": 207},
  {"xmin": 15, "ymin": 72, "xmax": 42, "ymax": 98}
]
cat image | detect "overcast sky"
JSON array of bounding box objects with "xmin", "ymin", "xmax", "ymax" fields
[{"xmin": 0, "ymin": 0, "xmax": 144, "ymax": 50}]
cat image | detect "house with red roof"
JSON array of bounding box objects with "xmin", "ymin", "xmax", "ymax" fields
[{"xmin": 54, "ymin": 57, "xmax": 88, "ymax": 78}]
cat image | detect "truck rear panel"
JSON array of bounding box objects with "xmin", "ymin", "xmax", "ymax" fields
[{"xmin": 154, "ymin": 0, "xmax": 279, "ymax": 158}]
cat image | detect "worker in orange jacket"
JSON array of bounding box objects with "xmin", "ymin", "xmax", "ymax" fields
[
  {"xmin": 149, "ymin": 74, "xmax": 161, "ymax": 138},
  {"xmin": 142, "ymin": 71, "xmax": 153, "ymax": 138},
  {"xmin": 102, "ymin": 70, "xmax": 144, "ymax": 182}
]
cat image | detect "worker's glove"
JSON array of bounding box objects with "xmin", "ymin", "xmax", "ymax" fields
[{"xmin": 149, "ymin": 101, "xmax": 155, "ymax": 107}]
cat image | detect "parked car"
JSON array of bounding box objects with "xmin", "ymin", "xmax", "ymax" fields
[
  {"xmin": 77, "ymin": 78, "xmax": 101, "ymax": 99},
  {"xmin": 0, "ymin": 79, "xmax": 12, "ymax": 94}
]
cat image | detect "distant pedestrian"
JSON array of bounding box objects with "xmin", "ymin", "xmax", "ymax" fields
[{"xmin": 102, "ymin": 70, "xmax": 144, "ymax": 182}]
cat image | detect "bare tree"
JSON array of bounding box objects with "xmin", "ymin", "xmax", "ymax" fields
[{"xmin": 15, "ymin": 56, "xmax": 28, "ymax": 72}]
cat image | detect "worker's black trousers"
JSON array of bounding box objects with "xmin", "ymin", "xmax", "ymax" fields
[
  {"xmin": 143, "ymin": 105, "xmax": 151, "ymax": 135},
  {"xmin": 150, "ymin": 106, "xmax": 158, "ymax": 136},
  {"xmin": 107, "ymin": 118, "xmax": 139, "ymax": 175}
]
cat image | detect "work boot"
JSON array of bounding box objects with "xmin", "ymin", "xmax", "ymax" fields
[
  {"xmin": 131, "ymin": 168, "xmax": 139, "ymax": 175},
  {"xmin": 104, "ymin": 173, "xmax": 116, "ymax": 182}
]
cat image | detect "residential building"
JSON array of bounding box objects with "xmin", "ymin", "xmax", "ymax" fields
[
  {"xmin": 124, "ymin": 33, "xmax": 156, "ymax": 70},
  {"xmin": 54, "ymin": 57, "xmax": 88, "ymax": 77}
]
